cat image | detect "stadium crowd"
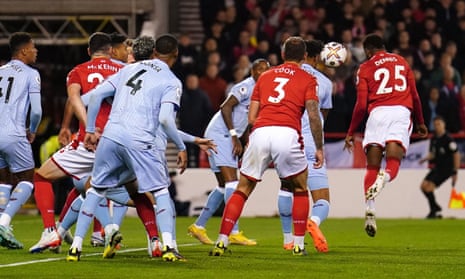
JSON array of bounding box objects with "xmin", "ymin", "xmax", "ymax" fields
[
  {"xmin": 175, "ymin": 0, "xmax": 465, "ymax": 147},
  {"xmin": 1, "ymin": 0, "xmax": 464, "ymax": 262}
]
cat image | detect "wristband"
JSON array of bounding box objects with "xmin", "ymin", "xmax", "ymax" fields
[
  {"xmin": 452, "ymin": 170, "xmax": 458, "ymax": 175},
  {"xmin": 229, "ymin": 129, "xmax": 237, "ymax": 137}
]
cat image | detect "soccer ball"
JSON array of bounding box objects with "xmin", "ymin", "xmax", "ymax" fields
[{"xmin": 320, "ymin": 42, "xmax": 348, "ymax": 68}]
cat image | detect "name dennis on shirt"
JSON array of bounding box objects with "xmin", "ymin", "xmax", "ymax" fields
[{"xmin": 374, "ymin": 56, "xmax": 398, "ymax": 66}]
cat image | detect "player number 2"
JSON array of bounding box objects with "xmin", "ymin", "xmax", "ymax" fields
[
  {"xmin": 0, "ymin": 76, "xmax": 14, "ymax": 104},
  {"xmin": 374, "ymin": 65, "xmax": 407, "ymax": 94},
  {"xmin": 268, "ymin": 77, "xmax": 289, "ymax": 103}
]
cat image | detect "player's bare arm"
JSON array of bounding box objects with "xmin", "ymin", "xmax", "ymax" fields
[
  {"xmin": 68, "ymin": 83, "xmax": 87, "ymax": 127},
  {"xmin": 248, "ymin": 100, "xmax": 260, "ymax": 127},
  {"xmin": 221, "ymin": 95, "xmax": 242, "ymax": 157},
  {"xmin": 194, "ymin": 137, "xmax": 218, "ymax": 156},
  {"xmin": 58, "ymin": 99, "xmax": 73, "ymax": 146},
  {"xmin": 417, "ymin": 124, "xmax": 428, "ymax": 138},
  {"xmin": 177, "ymin": 150, "xmax": 188, "ymax": 174},
  {"xmin": 343, "ymin": 135, "xmax": 354, "ymax": 153},
  {"xmin": 306, "ymin": 99, "xmax": 324, "ymax": 168}
]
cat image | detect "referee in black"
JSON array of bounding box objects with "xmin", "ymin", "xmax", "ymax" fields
[{"xmin": 419, "ymin": 116, "xmax": 461, "ymax": 218}]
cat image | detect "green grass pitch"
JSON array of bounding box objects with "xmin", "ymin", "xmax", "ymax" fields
[{"xmin": 0, "ymin": 215, "xmax": 464, "ymax": 278}]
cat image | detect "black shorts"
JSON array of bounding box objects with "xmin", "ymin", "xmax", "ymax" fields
[{"xmin": 424, "ymin": 168, "xmax": 452, "ymax": 188}]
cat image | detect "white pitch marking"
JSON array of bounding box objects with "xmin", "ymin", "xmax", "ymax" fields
[{"xmin": 0, "ymin": 242, "xmax": 200, "ymax": 268}]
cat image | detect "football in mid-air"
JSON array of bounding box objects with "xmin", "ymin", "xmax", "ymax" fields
[{"xmin": 320, "ymin": 42, "xmax": 348, "ymax": 68}]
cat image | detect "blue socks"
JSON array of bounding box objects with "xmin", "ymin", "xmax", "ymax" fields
[
  {"xmin": 278, "ymin": 190, "xmax": 293, "ymax": 234},
  {"xmin": 195, "ymin": 186, "xmax": 224, "ymax": 227}
]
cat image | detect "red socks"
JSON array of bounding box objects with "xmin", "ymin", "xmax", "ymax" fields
[
  {"xmin": 385, "ymin": 157, "xmax": 401, "ymax": 181},
  {"xmin": 292, "ymin": 191, "xmax": 309, "ymax": 237},
  {"xmin": 132, "ymin": 193, "xmax": 158, "ymax": 239},
  {"xmin": 219, "ymin": 190, "xmax": 247, "ymax": 235},
  {"xmin": 364, "ymin": 165, "xmax": 379, "ymax": 193},
  {"xmin": 33, "ymin": 173, "xmax": 56, "ymax": 228}
]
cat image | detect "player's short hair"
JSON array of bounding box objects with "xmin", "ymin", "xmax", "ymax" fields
[
  {"xmin": 155, "ymin": 34, "xmax": 178, "ymax": 55},
  {"xmin": 132, "ymin": 36, "xmax": 155, "ymax": 61},
  {"xmin": 305, "ymin": 40, "xmax": 324, "ymax": 58},
  {"xmin": 9, "ymin": 32, "xmax": 32, "ymax": 55},
  {"xmin": 363, "ymin": 34, "xmax": 385, "ymax": 51},
  {"xmin": 88, "ymin": 32, "xmax": 112, "ymax": 55},
  {"xmin": 109, "ymin": 32, "xmax": 128, "ymax": 46},
  {"xmin": 251, "ymin": 58, "xmax": 270, "ymax": 70},
  {"xmin": 282, "ymin": 36, "xmax": 306, "ymax": 62}
]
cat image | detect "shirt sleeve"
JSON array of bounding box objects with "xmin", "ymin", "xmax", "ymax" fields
[{"xmin": 86, "ymin": 80, "xmax": 117, "ymax": 133}]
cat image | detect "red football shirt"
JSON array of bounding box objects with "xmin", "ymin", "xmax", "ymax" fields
[
  {"xmin": 348, "ymin": 51, "xmax": 424, "ymax": 135},
  {"xmin": 251, "ymin": 62, "xmax": 318, "ymax": 133},
  {"xmin": 66, "ymin": 57, "xmax": 122, "ymax": 142}
]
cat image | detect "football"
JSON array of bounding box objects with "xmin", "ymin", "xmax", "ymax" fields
[{"xmin": 320, "ymin": 42, "xmax": 348, "ymax": 68}]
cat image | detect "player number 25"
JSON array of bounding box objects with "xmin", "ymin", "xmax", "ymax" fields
[{"xmin": 374, "ymin": 65, "xmax": 407, "ymax": 94}]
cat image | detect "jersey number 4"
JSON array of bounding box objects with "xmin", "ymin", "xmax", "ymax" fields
[
  {"xmin": 126, "ymin": 70, "xmax": 147, "ymax": 95},
  {"xmin": 374, "ymin": 65, "xmax": 407, "ymax": 94},
  {"xmin": 0, "ymin": 76, "xmax": 14, "ymax": 103}
]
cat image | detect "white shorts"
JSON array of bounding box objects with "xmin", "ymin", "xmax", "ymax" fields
[
  {"xmin": 363, "ymin": 106, "xmax": 413, "ymax": 151},
  {"xmin": 51, "ymin": 141, "xmax": 95, "ymax": 180},
  {"xmin": 240, "ymin": 126, "xmax": 307, "ymax": 181}
]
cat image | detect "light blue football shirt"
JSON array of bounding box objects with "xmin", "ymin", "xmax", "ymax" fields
[
  {"xmin": 204, "ymin": 76, "xmax": 256, "ymax": 138},
  {"xmin": 0, "ymin": 59, "xmax": 41, "ymax": 136},
  {"xmin": 86, "ymin": 58, "xmax": 182, "ymax": 148},
  {"xmin": 301, "ymin": 63, "xmax": 332, "ymax": 155}
]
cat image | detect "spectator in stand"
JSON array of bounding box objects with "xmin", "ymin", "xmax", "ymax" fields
[
  {"xmin": 262, "ymin": 0, "xmax": 290, "ymax": 40},
  {"xmin": 198, "ymin": 37, "xmax": 219, "ymax": 75},
  {"xmin": 172, "ymin": 33, "xmax": 199, "ymax": 81},
  {"xmin": 443, "ymin": 41, "xmax": 460, "ymax": 73},
  {"xmin": 422, "ymin": 87, "xmax": 444, "ymax": 132},
  {"xmin": 458, "ymin": 85, "xmax": 465, "ymax": 133},
  {"xmin": 250, "ymin": 39, "xmax": 270, "ymax": 61},
  {"xmin": 393, "ymin": 30, "xmax": 415, "ymax": 57},
  {"xmin": 431, "ymin": 53, "xmax": 461, "ymax": 89},
  {"xmin": 232, "ymin": 30, "xmax": 256, "ymax": 61},
  {"xmin": 438, "ymin": 66, "xmax": 460, "ymax": 133},
  {"xmin": 351, "ymin": 13, "xmax": 366, "ymax": 40},
  {"xmin": 199, "ymin": 63, "xmax": 227, "ymax": 112},
  {"xmin": 430, "ymin": 32, "xmax": 443, "ymax": 57},
  {"xmin": 178, "ymin": 73, "xmax": 213, "ymax": 167},
  {"xmin": 206, "ymin": 21, "xmax": 232, "ymax": 61},
  {"xmin": 413, "ymin": 38, "xmax": 433, "ymax": 70},
  {"xmin": 418, "ymin": 50, "xmax": 437, "ymax": 93},
  {"xmin": 451, "ymin": 16, "xmax": 465, "ymax": 74}
]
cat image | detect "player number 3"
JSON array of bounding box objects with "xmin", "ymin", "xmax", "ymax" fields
[{"xmin": 268, "ymin": 77, "xmax": 289, "ymax": 103}]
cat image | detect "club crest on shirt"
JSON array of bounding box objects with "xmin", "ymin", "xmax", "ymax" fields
[{"xmin": 239, "ymin": 86, "xmax": 247, "ymax": 95}]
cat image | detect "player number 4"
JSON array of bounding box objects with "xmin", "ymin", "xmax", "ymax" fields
[{"xmin": 126, "ymin": 70, "xmax": 147, "ymax": 95}]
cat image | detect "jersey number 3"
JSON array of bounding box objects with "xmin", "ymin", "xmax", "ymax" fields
[
  {"xmin": 268, "ymin": 77, "xmax": 289, "ymax": 103},
  {"xmin": 374, "ymin": 65, "xmax": 407, "ymax": 94}
]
